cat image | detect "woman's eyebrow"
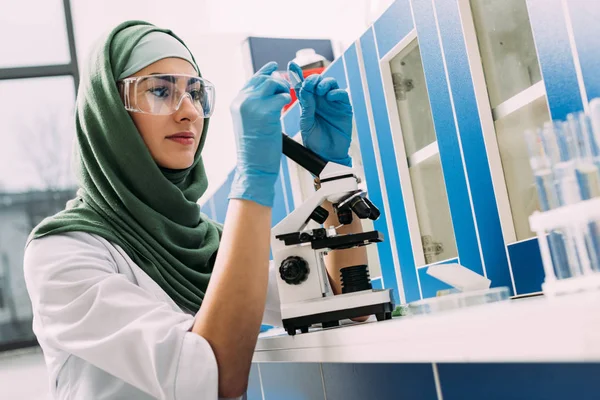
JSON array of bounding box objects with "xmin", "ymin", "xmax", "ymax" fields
[
  {"xmin": 148, "ymin": 73, "xmax": 199, "ymax": 85},
  {"xmin": 149, "ymin": 73, "xmax": 176, "ymax": 83}
]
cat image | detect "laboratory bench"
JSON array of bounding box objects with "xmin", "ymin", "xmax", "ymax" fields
[{"xmin": 254, "ymin": 291, "xmax": 600, "ymax": 363}]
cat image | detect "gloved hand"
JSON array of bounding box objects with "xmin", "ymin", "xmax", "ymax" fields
[
  {"xmin": 229, "ymin": 62, "xmax": 291, "ymax": 207},
  {"xmin": 288, "ymin": 61, "xmax": 354, "ymax": 168}
]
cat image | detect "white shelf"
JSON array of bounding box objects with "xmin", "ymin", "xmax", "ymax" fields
[
  {"xmin": 253, "ymin": 291, "xmax": 600, "ymax": 363},
  {"xmin": 407, "ymin": 142, "xmax": 439, "ymax": 168},
  {"xmin": 491, "ymin": 81, "xmax": 547, "ymax": 120}
]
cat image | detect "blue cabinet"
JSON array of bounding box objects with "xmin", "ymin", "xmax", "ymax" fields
[{"xmin": 205, "ymin": 0, "xmax": 598, "ymax": 302}]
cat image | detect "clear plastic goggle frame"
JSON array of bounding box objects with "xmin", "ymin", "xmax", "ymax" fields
[{"xmin": 119, "ymin": 74, "xmax": 216, "ymax": 117}]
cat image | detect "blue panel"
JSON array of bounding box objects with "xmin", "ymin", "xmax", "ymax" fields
[
  {"xmin": 260, "ymin": 363, "xmax": 325, "ymax": 400},
  {"xmin": 246, "ymin": 364, "xmax": 263, "ymax": 400},
  {"xmin": 410, "ymin": 0, "xmax": 483, "ymax": 277},
  {"xmin": 271, "ymin": 164, "xmax": 288, "ymax": 227},
  {"xmin": 527, "ymin": 0, "xmax": 584, "ymax": 119},
  {"xmin": 508, "ymin": 238, "xmax": 545, "ymax": 294},
  {"xmin": 438, "ymin": 363, "xmax": 600, "ymax": 400},
  {"xmin": 322, "ymin": 363, "xmax": 437, "ymax": 400},
  {"xmin": 360, "ymin": 28, "xmax": 420, "ymax": 303},
  {"xmin": 212, "ymin": 170, "xmax": 235, "ymax": 224},
  {"xmin": 271, "ymin": 156, "xmax": 289, "ymax": 226},
  {"xmin": 433, "ymin": 0, "xmax": 512, "ymax": 292},
  {"xmin": 200, "ymin": 200, "xmax": 215, "ymax": 220},
  {"xmin": 567, "ymin": 0, "xmax": 600, "ymax": 101},
  {"xmin": 344, "ymin": 43, "xmax": 401, "ymax": 304},
  {"xmin": 322, "ymin": 57, "xmax": 348, "ymax": 89},
  {"xmin": 283, "ymin": 102, "xmax": 301, "ymax": 136},
  {"xmin": 373, "ymin": 0, "xmax": 415, "ymax": 58},
  {"xmin": 280, "ymin": 152, "xmax": 295, "ymax": 211},
  {"xmin": 371, "ymin": 277, "xmax": 383, "ymax": 290},
  {"xmin": 418, "ymin": 258, "xmax": 458, "ymax": 299}
]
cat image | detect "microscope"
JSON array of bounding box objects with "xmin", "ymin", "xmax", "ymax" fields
[{"xmin": 274, "ymin": 134, "xmax": 395, "ymax": 336}]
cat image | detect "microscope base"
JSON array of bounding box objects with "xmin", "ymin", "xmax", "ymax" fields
[{"xmin": 281, "ymin": 289, "xmax": 395, "ymax": 336}]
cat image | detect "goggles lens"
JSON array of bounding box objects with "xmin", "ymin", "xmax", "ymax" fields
[{"xmin": 120, "ymin": 74, "xmax": 215, "ymax": 117}]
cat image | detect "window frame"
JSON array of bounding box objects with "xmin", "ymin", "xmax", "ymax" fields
[{"xmin": 0, "ymin": 0, "xmax": 79, "ymax": 353}]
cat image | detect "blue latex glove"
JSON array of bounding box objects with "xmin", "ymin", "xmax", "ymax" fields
[
  {"xmin": 229, "ymin": 62, "xmax": 291, "ymax": 207},
  {"xmin": 288, "ymin": 61, "xmax": 353, "ymax": 168}
]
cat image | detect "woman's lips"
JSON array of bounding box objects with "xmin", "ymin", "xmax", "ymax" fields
[
  {"xmin": 167, "ymin": 132, "xmax": 194, "ymax": 146},
  {"xmin": 167, "ymin": 137, "xmax": 194, "ymax": 145}
]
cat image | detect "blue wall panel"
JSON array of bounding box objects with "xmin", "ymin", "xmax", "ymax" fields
[
  {"xmin": 508, "ymin": 238, "xmax": 545, "ymax": 294},
  {"xmin": 371, "ymin": 277, "xmax": 383, "ymax": 290},
  {"xmin": 527, "ymin": 0, "xmax": 584, "ymax": 119},
  {"xmin": 410, "ymin": 0, "xmax": 483, "ymax": 278},
  {"xmin": 438, "ymin": 363, "xmax": 600, "ymax": 400},
  {"xmin": 246, "ymin": 364, "xmax": 263, "ymax": 400},
  {"xmin": 212, "ymin": 170, "xmax": 235, "ymax": 224},
  {"xmin": 283, "ymin": 102, "xmax": 301, "ymax": 136},
  {"xmin": 271, "ymin": 169, "xmax": 288, "ymax": 227},
  {"xmin": 433, "ymin": 0, "xmax": 512, "ymax": 292},
  {"xmin": 280, "ymin": 154, "xmax": 295, "ymax": 211},
  {"xmin": 344, "ymin": 43, "xmax": 400, "ymax": 304},
  {"xmin": 567, "ymin": 0, "xmax": 600, "ymax": 101},
  {"xmin": 200, "ymin": 200, "xmax": 215, "ymax": 220},
  {"xmin": 361, "ymin": 27, "xmax": 420, "ymax": 303},
  {"xmin": 374, "ymin": 0, "xmax": 415, "ymax": 58},
  {"xmin": 322, "ymin": 363, "xmax": 438, "ymax": 400},
  {"xmin": 322, "ymin": 57, "xmax": 348, "ymax": 88},
  {"xmin": 260, "ymin": 363, "xmax": 325, "ymax": 400}
]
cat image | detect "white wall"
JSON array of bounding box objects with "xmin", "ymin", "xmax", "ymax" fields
[{"xmin": 70, "ymin": 0, "xmax": 395, "ymax": 199}]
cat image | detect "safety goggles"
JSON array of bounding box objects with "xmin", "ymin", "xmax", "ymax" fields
[{"xmin": 119, "ymin": 74, "xmax": 216, "ymax": 117}]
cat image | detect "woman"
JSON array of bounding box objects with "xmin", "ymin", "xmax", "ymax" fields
[{"xmin": 23, "ymin": 20, "xmax": 364, "ymax": 399}]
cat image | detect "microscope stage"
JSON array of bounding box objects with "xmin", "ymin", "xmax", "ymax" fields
[{"xmin": 281, "ymin": 288, "xmax": 395, "ymax": 336}]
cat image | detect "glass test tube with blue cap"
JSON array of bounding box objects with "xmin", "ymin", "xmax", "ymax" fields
[{"xmin": 525, "ymin": 126, "xmax": 575, "ymax": 279}]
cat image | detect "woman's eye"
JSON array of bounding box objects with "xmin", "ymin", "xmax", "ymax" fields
[
  {"xmin": 149, "ymin": 87, "xmax": 169, "ymax": 98},
  {"xmin": 190, "ymin": 89, "xmax": 204, "ymax": 102}
]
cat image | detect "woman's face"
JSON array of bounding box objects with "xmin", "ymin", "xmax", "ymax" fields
[{"xmin": 127, "ymin": 57, "xmax": 204, "ymax": 169}]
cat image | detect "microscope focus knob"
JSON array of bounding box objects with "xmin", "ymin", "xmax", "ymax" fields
[{"xmin": 279, "ymin": 256, "xmax": 309, "ymax": 285}]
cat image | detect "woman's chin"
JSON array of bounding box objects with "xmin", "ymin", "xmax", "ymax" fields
[{"xmin": 157, "ymin": 157, "xmax": 194, "ymax": 170}]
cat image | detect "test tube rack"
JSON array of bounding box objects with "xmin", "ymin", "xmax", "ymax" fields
[{"xmin": 529, "ymin": 197, "xmax": 600, "ymax": 296}]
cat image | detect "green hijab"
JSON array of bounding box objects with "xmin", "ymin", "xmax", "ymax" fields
[{"xmin": 27, "ymin": 20, "xmax": 222, "ymax": 313}]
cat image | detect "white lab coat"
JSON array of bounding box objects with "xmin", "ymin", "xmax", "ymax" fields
[{"xmin": 23, "ymin": 231, "xmax": 282, "ymax": 400}]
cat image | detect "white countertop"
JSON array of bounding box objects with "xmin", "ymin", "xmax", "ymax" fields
[{"xmin": 253, "ymin": 291, "xmax": 600, "ymax": 363}]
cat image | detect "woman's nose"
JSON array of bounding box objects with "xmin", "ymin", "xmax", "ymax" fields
[{"xmin": 174, "ymin": 93, "xmax": 201, "ymax": 121}]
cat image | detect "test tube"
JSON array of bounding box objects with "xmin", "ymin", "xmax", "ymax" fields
[
  {"xmin": 589, "ymin": 99, "xmax": 600, "ymax": 182},
  {"xmin": 559, "ymin": 118, "xmax": 600, "ymax": 273},
  {"xmin": 567, "ymin": 112, "xmax": 600, "ymax": 199},
  {"xmin": 563, "ymin": 114, "xmax": 600, "ymax": 272},
  {"xmin": 583, "ymin": 103, "xmax": 600, "ymax": 272},
  {"xmin": 271, "ymin": 70, "xmax": 303, "ymax": 87},
  {"xmin": 525, "ymin": 128, "xmax": 575, "ymax": 279}
]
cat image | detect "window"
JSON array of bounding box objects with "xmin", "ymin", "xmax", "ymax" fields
[
  {"xmin": 0, "ymin": 76, "xmax": 77, "ymax": 192},
  {"xmin": 388, "ymin": 40, "xmax": 458, "ymax": 265},
  {"xmin": 0, "ymin": 0, "xmax": 71, "ymax": 68},
  {"xmin": 470, "ymin": 0, "xmax": 551, "ymax": 241},
  {"xmin": 0, "ymin": 76, "xmax": 77, "ymax": 350},
  {"xmin": 0, "ymin": 0, "xmax": 78, "ymax": 352}
]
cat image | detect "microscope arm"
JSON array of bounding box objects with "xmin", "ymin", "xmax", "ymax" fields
[{"xmin": 281, "ymin": 133, "xmax": 326, "ymax": 177}]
